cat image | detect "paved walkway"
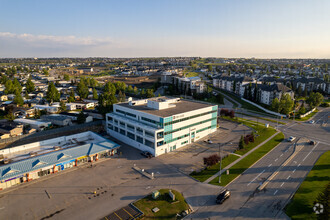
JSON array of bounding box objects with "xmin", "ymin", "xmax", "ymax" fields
[{"xmin": 204, "ymin": 131, "xmax": 281, "ymax": 183}]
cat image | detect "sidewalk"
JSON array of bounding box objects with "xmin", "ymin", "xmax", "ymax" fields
[{"xmin": 204, "ymin": 131, "xmax": 280, "ymax": 183}]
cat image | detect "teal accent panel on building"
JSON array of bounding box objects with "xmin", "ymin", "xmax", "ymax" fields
[
  {"xmin": 164, "ymin": 117, "xmax": 173, "ymax": 123},
  {"xmin": 164, "ymin": 124, "xmax": 172, "ymax": 132},
  {"xmin": 211, "ymin": 119, "xmax": 217, "ymax": 126},
  {"xmin": 164, "ymin": 134, "xmax": 172, "ymax": 142},
  {"xmin": 212, "ymin": 112, "xmax": 217, "ymax": 118},
  {"xmin": 212, "ymin": 106, "xmax": 218, "ymax": 111}
]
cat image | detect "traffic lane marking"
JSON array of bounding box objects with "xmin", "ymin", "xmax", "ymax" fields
[
  {"xmin": 247, "ymin": 169, "xmax": 265, "ymax": 186},
  {"xmin": 302, "ymin": 142, "xmax": 319, "ymax": 162}
]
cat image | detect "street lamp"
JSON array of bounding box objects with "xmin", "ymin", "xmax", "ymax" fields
[{"xmin": 219, "ymin": 143, "xmax": 222, "ymax": 184}]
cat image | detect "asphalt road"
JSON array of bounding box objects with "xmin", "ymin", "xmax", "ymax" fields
[{"xmin": 189, "ymin": 108, "xmax": 330, "ymax": 219}]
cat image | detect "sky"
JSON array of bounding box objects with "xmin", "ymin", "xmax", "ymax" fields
[{"xmin": 0, "ymin": 0, "xmax": 330, "ymax": 58}]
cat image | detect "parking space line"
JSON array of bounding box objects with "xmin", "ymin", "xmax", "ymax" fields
[
  {"xmin": 280, "ymin": 182, "xmax": 284, "ymax": 187},
  {"xmin": 268, "ymin": 164, "xmax": 272, "ymax": 167},
  {"xmin": 292, "ymin": 169, "xmax": 296, "ymax": 173},
  {"xmin": 114, "ymin": 212, "xmax": 122, "ymax": 220},
  {"xmin": 123, "ymin": 208, "xmax": 134, "ymax": 218},
  {"xmin": 274, "ymin": 190, "xmax": 278, "ymax": 195}
]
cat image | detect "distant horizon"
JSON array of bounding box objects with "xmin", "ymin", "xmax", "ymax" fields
[{"xmin": 1, "ymin": 0, "xmax": 329, "ymax": 58}]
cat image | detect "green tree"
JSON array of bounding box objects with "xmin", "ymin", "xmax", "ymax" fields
[
  {"xmin": 92, "ymin": 88, "xmax": 98, "ymax": 100},
  {"xmin": 133, "ymin": 86, "xmax": 138, "ymax": 94},
  {"xmin": 13, "ymin": 78, "xmax": 22, "ymax": 94},
  {"xmin": 297, "ymin": 85, "xmax": 302, "ymax": 97},
  {"xmin": 103, "ymin": 82, "xmax": 116, "ymax": 94},
  {"xmin": 60, "ymin": 100, "xmax": 66, "ymax": 112},
  {"xmin": 77, "ymin": 112, "xmax": 87, "ymax": 124},
  {"xmin": 140, "ymin": 89, "xmax": 146, "ymax": 97},
  {"xmin": 46, "ymin": 82, "xmax": 60, "ymax": 103},
  {"xmin": 26, "ymin": 77, "xmax": 35, "ymax": 93},
  {"xmin": 64, "ymin": 74, "xmax": 70, "ymax": 81},
  {"xmin": 118, "ymin": 90, "xmax": 126, "ymax": 102},
  {"xmin": 34, "ymin": 109, "xmax": 41, "ymax": 119},
  {"xmin": 77, "ymin": 79, "xmax": 89, "ymax": 99},
  {"xmin": 127, "ymin": 85, "xmax": 133, "ymax": 93},
  {"xmin": 43, "ymin": 68, "xmax": 49, "ymax": 76},
  {"xmin": 306, "ymin": 92, "xmax": 323, "ymax": 108},
  {"xmin": 298, "ymin": 103, "xmax": 306, "ymax": 115},
  {"xmin": 24, "ymin": 91, "xmax": 29, "ymax": 99},
  {"xmin": 114, "ymin": 81, "xmax": 126, "ymax": 91},
  {"xmin": 303, "ymin": 88, "xmax": 308, "ymax": 97},
  {"xmin": 67, "ymin": 89, "xmax": 75, "ymax": 102},
  {"xmin": 97, "ymin": 93, "xmax": 118, "ymax": 115},
  {"xmin": 279, "ymin": 94, "xmax": 294, "ymax": 115},
  {"xmin": 207, "ymin": 65, "xmax": 212, "ymax": 72},
  {"xmin": 13, "ymin": 90, "xmax": 24, "ymax": 106},
  {"xmin": 271, "ymin": 98, "xmax": 280, "ymax": 113},
  {"xmin": 146, "ymin": 89, "xmax": 155, "ymax": 98},
  {"xmin": 4, "ymin": 80, "xmax": 13, "ymax": 94},
  {"xmin": 239, "ymin": 135, "xmax": 244, "ymax": 150}
]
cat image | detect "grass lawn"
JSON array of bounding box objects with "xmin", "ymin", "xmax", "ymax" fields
[
  {"xmin": 190, "ymin": 154, "xmax": 239, "ymax": 182},
  {"xmin": 285, "ymin": 151, "xmax": 330, "ymax": 219},
  {"xmin": 224, "ymin": 117, "xmax": 278, "ymax": 155},
  {"xmin": 189, "ymin": 116, "xmax": 277, "ymax": 182},
  {"xmin": 213, "ymin": 88, "xmax": 275, "ymax": 116},
  {"xmin": 185, "ymin": 71, "xmax": 200, "ymax": 78},
  {"xmin": 294, "ymin": 109, "xmax": 318, "ymax": 121},
  {"xmin": 239, "ymin": 112, "xmax": 286, "ymax": 125},
  {"xmin": 133, "ymin": 189, "xmax": 190, "ymax": 220},
  {"xmin": 209, "ymin": 132, "xmax": 284, "ymax": 186}
]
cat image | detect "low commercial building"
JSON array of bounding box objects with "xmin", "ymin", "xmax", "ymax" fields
[
  {"xmin": 40, "ymin": 115, "xmax": 72, "ymax": 126},
  {"xmin": 13, "ymin": 118, "xmax": 51, "ymax": 131},
  {"xmin": 0, "ymin": 131, "xmax": 120, "ymax": 190},
  {"xmin": 106, "ymin": 97, "xmax": 218, "ymax": 156}
]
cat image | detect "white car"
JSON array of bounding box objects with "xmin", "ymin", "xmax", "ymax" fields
[
  {"xmin": 309, "ymin": 120, "xmax": 315, "ymax": 124},
  {"xmin": 288, "ymin": 136, "xmax": 296, "ymax": 142}
]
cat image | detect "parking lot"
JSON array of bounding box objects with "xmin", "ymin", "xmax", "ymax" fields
[
  {"xmin": 0, "ymin": 119, "xmax": 250, "ymax": 220},
  {"xmin": 158, "ymin": 119, "xmax": 252, "ymax": 174}
]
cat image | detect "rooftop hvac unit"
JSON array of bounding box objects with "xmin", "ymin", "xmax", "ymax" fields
[
  {"xmin": 30, "ymin": 152, "xmax": 38, "ymax": 157},
  {"xmin": 54, "ymin": 146, "xmax": 61, "ymax": 151},
  {"xmin": 3, "ymin": 159, "xmax": 12, "ymax": 164}
]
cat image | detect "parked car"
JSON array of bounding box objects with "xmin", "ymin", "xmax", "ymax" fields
[
  {"xmin": 288, "ymin": 136, "xmax": 296, "ymax": 142},
  {"xmin": 309, "ymin": 120, "xmax": 315, "ymax": 124},
  {"xmin": 309, "ymin": 140, "xmax": 316, "ymax": 145},
  {"xmin": 216, "ymin": 189, "xmax": 231, "ymax": 204},
  {"xmin": 141, "ymin": 151, "xmax": 153, "ymax": 158}
]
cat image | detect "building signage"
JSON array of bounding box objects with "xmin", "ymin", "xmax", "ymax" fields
[
  {"xmin": 173, "ymin": 114, "xmax": 184, "ymax": 120},
  {"xmin": 4, "ymin": 174, "xmax": 24, "ymax": 182}
]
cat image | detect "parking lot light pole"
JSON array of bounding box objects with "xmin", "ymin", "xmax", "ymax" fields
[{"xmin": 219, "ymin": 143, "xmax": 222, "ymax": 184}]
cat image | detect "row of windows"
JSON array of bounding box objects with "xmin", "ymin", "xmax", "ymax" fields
[
  {"xmin": 116, "ymin": 109, "xmax": 137, "ymax": 118},
  {"xmin": 141, "ymin": 117, "xmax": 159, "ymax": 126},
  {"xmin": 108, "ymin": 124, "xmax": 155, "ymax": 149},
  {"xmin": 164, "ymin": 117, "xmax": 217, "ymax": 135},
  {"xmin": 181, "ymin": 140, "xmax": 188, "ymax": 145},
  {"xmin": 164, "ymin": 133, "xmax": 189, "ymax": 144},
  {"xmin": 164, "ymin": 110, "xmax": 217, "ymax": 126},
  {"xmin": 196, "ymin": 126, "xmax": 212, "ymax": 133}
]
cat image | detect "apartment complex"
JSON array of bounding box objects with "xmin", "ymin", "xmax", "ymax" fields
[{"xmin": 106, "ymin": 97, "xmax": 218, "ymax": 156}]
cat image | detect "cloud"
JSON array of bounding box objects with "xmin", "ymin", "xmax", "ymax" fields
[{"xmin": 0, "ymin": 32, "xmax": 113, "ymax": 47}]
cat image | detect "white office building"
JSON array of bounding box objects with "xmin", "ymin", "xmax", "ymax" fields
[{"xmin": 106, "ymin": 97, "xmax": 218, "ymax": 156}]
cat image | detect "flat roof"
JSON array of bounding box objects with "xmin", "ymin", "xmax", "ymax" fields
[{"xmin": 117, "ymin": 99, "xmax": 214, "ymax": 117}]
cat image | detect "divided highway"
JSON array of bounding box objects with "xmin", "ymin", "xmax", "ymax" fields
[{"xmin": 189, "ymin": 108, "xmax": 329, "ymax": 219}]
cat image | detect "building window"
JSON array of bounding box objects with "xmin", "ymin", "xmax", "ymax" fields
[
  {"xmin": 127, "ymin": 124, "xmax": 135, "ymax": 131},
  {"xmin": 136, "ymin": 136, "xmax": 143, "ymax": 144},
  {"xmin": 136, "ymin": 127, "xmax": 143, "ymax": 134},
  {"xmin": 120, "ymin": 129, "xmax": 125, "ymax": 135},
  {"xmin": 107, "ymin": 116, "xmax": 113, "ymax": 122},
  {"xmin": 145, "ymin": 130, "xmax": 154, "ymax": 138},
  {"xmin": 114, "ymin": 126, "xmax": 118, "ymax": 132},
  {"xmin": 157, "ymin": 141, "xmax": 164, "ymax": 147},
  {"xmin": 145, "ymin": 139, "xmax": 154, "ymax": 148},
  {"xmin": 127, "ymin": 132, "xmax": 135, "ymax": 140},
  {"xmin": 157, "ymin": 132, "xmax": 164, "ymax": 139},
  {"xmin": 108, "ymin": 124, "xmax": 113, "ymax": 130}
]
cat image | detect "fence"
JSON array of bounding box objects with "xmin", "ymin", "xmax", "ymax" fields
[
  {"xmin": 300, "ymin": 108, "xmax": 316, "ymax": 118},
  {"xmin": 241, "ymin": 98, "xmax": 286, "ymax": 118}
]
